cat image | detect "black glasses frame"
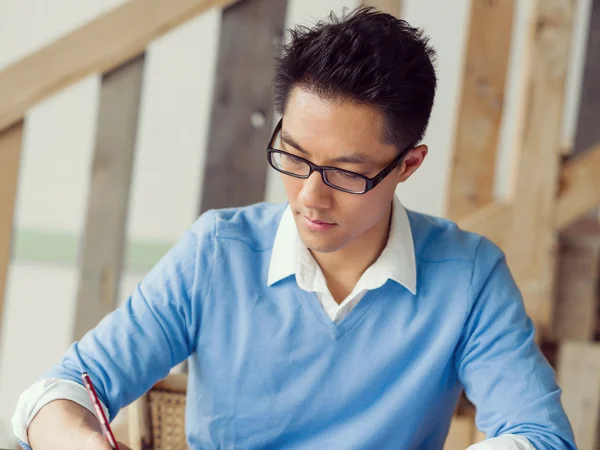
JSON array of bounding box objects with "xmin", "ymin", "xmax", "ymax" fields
[{"xmin": 266, "ymin": 118, "xmax": 413, "ymax": 194}]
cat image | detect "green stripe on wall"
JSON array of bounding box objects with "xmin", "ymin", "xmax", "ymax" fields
[{"xmin": 13, "ymin": 228, "xmax": 174, "ymax": 272}]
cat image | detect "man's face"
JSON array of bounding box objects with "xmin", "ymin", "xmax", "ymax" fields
[{"xmin": 278, "ymin": 86, "xmax": 426, "ymax": 254}]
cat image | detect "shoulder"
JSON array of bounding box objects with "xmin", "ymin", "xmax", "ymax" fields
[
  {"xmin": 189, "ymin": 202, "xmax": 287, "ymax": 251},
  {"xmin": 405, "ymin": 208, "xmax": 503, "ymax": 266}
]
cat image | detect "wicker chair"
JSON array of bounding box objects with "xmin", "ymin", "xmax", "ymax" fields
[{"xmin": 128, "ymin": 373, "xmax": 188, "ymax": 450}]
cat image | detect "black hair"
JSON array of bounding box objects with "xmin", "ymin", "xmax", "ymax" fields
[{"xmin": 273, "ymin": 6, "xmax": 437, "ymax": 151}]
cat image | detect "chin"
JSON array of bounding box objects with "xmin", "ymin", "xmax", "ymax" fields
[{"xmin": 298, "ymin": 232, "xmax": 346, "ymax": 254}]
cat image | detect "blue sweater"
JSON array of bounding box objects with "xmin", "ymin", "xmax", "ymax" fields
[{"xmin": 39, "ymin": 203, "xmax": 575, "ymax": 449}]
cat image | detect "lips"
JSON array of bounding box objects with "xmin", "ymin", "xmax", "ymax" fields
[
  {"xmin": 303, "ymin": 215, "xmax": 337, "ymax": 231},
  {"xmin": 306, "ymin": 217, "xmax": 333, "ymax": 225}
]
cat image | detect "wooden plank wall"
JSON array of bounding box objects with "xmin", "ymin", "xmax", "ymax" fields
[
  {"xmin": 572, "ymin": 0, "xmax": 600, "ymax": 156},
  {"xmin": 448, "ymin": 0, "xmax": 599, "ymax": 448},
  {"xmin": 0, "ymin": 122, "xmax": 23, "ymax": 352},
  {"xmin": 554, "ymin": 0, "xmax": 600, "ymax": 340},
  {"xmin": 0, "ymin": 0, "xmax": 240, "ymax": 133},
  {"xmin": 199, "ymin": 0, "xmax": 288, "ymax": 213},
  {"xmin": 444, "ymin": 4, "xmax": 516, "ymax": 442},
  {"xmin": 555, "ymin": 0, "xmax": 600, "ymax": 226},
  {"xmin": 72, "ymin": 55, "xmax": 145, "ymax": 341},
  {"xmin": 553, "ymin": 4, "xmax": 600, "ymax": 446},
  {"xmin": 553, "ymin": 220, "xmax": 600, "ymax": 341},
  {"xmin": 446, "ymin": 0, "xmax": 515, "ymax": 221},
  {"xmin": 557, "ymin": 341, "xmax": 600, "ymax": 449},
  {"xmin": 555, "ymin": 142, "xmax": 600, "ymax": 230},
  {"xmin": 503, "ymin": 0, "xmax": 575, "ymax": 339}
]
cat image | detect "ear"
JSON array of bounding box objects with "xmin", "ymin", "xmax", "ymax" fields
[{"xmin": 397, "ymin": 145, "xmax": 428, "ymax": 183}]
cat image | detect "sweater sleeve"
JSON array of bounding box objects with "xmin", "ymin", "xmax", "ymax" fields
[
  {"xmin": 28, "ymin": 210, "xmax": 216, "ymax": 422},
  {"xmin": 455, "ymin": 237, "xmax": 576, "ymax": 450}
]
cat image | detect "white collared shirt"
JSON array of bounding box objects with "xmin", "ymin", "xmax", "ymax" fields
[
  {"xmin": 13, "ymin": 196, "xmax": 534, "ymax": 450},
  {"xmin": 268, "ymin": 195, "xmax": 416, "ymax": 323}
]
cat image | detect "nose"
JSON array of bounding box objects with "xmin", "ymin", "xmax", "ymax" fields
[{"xmin": 297, "ymin": 171, "xmax": 333, "ymax": 210}]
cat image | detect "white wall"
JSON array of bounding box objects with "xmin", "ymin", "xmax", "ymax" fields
[{"xmin": 0, "ymin": 0, "xmax": 590, "ymax": 446}]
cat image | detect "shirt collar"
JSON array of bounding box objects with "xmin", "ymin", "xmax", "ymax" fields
[{"xmin": 267, "ymin": 196, "xmax": 417, "ymax": 294}]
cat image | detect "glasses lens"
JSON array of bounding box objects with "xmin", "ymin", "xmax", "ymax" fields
[
  {"xmin": 270, "ymin": 151, "xmax": 311, "ymax": 177},
  {"xmin": 323, "ymin": 169, "xmax": 367, "ymax": 193}
]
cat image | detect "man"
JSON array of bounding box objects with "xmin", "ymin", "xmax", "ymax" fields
[{"xmin": 13, "ymin": 7, "xmax": 575, "ymax": 450}]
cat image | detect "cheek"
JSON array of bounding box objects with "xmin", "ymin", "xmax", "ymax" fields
[
  {"xmin": 336, "ymin": 191, "xmax": 389, "ymax": 225},
  {"xmin": 336, "ymin": 178, "xmax": 398, "ymax": 230}
]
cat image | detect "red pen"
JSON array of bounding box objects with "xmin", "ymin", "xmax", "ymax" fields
[{"xmin": 81, "ymin": 372, "xmax": 120, "ymax": 450}]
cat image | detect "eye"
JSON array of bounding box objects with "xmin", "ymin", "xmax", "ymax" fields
[
  {"xmin": 337, "ymin": 170, "xmax": 362, "ymax": 179},
  {"xmin": 284, "ymin": 154, "xmax": 306, "ymax": 166}
]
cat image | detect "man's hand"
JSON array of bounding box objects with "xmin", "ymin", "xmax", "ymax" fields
[{"xmin": 27, "ymin": 400, "xmax": 132, "ymax": 450}]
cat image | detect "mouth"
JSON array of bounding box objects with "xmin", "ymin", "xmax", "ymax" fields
[{"xmin": 302, "ymin": 215, "xmax": 337, "ymax": 232}]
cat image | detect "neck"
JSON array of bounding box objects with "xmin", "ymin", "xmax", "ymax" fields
[{"xmin": 311, "ymin": 205, "xmax": 393, "ymax": 299}]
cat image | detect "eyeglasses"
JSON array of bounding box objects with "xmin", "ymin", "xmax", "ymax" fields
[{"xmin": 266, "ymin": 118, "xmax": 413, "ymax": 194}]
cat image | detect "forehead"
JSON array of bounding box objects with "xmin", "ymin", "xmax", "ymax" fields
[{"xmin": 281, "ymin": 87, "xmax": 395, "ymax": 162}]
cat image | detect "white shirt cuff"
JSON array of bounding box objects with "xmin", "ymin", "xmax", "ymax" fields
[
  {"xmin": 467, "ymin": 434, "xmax": 535, "ymax": 450},
  {"xmin": 11, "ymin": 378, "xmax": 109, "ymax": 446}
]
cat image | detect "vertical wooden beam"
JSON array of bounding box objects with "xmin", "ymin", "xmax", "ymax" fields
[
  {"xmin": 73, "ymin": 55, "xmax": 145, "ymax": 341},
  {"xmin": 446, "ymin": 0, "xmax": 515, "ymax": 221},
  {"xmin": 572, "ymin": 0, "xmax": 600, "ymax": 155},
  {"xmin": 555, "ymin": 143, "xmax": 600, "ymax": 230},
  {"xmin": 557, "ymin": 341, "xmax": 600, "ymax": 449},
  {"xmin": 199, "ymin": 0, "xmax": 288, "ymax": 213},
  {"xmin": 361, "ymin": 0, "xmax": 402, "ymax": 16},
  {"xmin": 0, "ymin": 121, "xmax": 23, "ymax": 341},
  {"xmin": 503, "ymin": 0, "xmax": 575, "ymax": 339},
  {"xmin": 553, "ymin": 219, "xmax": 600, "ymax": 341}
]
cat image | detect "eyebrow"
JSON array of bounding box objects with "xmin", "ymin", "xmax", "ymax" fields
[{"xmin": 280, "ymin": 130, "xmax": 376, "ymax": 165}]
